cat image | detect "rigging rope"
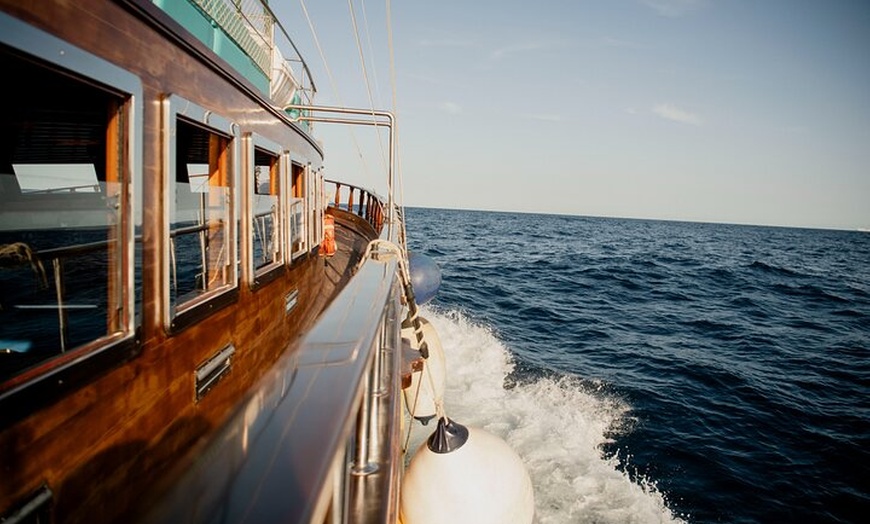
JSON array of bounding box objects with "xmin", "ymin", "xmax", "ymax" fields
[
  {"xmin": 298, "ymin": 0, "xmax": 372, "ymax": 181},
  {"xmin": 385, "ymin": 0, "xmax": 409, "ymax": 259},
  {"xmin": 360, "ymin": 0, "xmax": 385, "ymax": 112},
  {"xmin": 298, "ymin": 0, "xmax": 339, "ymax": 117},
  {"xmin": 347, "ymin": 0, "xmax": 390, "ymax": 177}
]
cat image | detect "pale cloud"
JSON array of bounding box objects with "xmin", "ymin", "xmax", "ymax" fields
[
  {"xmin": 523, "ymin": 113, "xmax": 566, "ymax": 122},
  {"xmin": 418, "ymin": 38, "xmax": 474, "ymax": 48},
  {"xmin": 440, "ymin": 101, "xmax": 462, "ymax": 115},
  {"xmin": 597, "ymin": 37, "xmax": 646, "ymax": 49},
  {"xmin": 640, "ymin": 0, "xmax": 708, "ymax": 17},
  {"xmin": 406, "ymin": 72, "xmax": 456, "ymax": 89},
  {"xmin": 652, "ymin": 103, "xmax": 703, "ymax": 125},
  {"xmin": 491, "ymin": 39, "xmax": 571, "ymax": 60}
]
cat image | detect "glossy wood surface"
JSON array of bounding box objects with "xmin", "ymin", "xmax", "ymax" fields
[{"xmin": 0, "ymin": 1, "xmax": 373, "ymax": 521}]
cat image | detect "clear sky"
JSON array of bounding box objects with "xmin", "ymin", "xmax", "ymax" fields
[{"xmin": 276, "ymin": 1, "xmax": 870, "ymax": 230}]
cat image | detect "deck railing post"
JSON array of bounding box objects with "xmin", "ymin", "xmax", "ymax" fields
[{"xmin": 367, "ymin": 192, "xmax": 372, "ymax": 217}]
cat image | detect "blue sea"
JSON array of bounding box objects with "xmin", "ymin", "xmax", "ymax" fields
[{"xmin": 403, "ymin": 207, "xmax": 870, "ymax": 524}]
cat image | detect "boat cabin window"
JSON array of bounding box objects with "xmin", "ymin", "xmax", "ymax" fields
[
  {"xmin": 0, "ymin": 34, "xmax": 141, "ymax": 399},
  {"xmin": 164, "ymin": 96, "xmax": 239, "ymax": 332},
  {"xmin": 247, "ymin": 134, "xmax": 284, "ymax": 284},
  {"xmin": 289, "ymin": 162, "xmax": 306, "ymax": 260}
]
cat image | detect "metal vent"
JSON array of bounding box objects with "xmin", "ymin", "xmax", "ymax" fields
[
  {"xmin": 1, "ymin": 485, "xmax": 52, "ymax": 524},
  {"xmin": 285, "ymin": 289, "xmax": 299, "ymax": 314},
  {"xmin": 195, "ymin": 344, "xmax": 235, "ymax": 401}
]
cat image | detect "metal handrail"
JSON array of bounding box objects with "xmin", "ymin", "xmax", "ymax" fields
[
  {"xmin": 284, "ymin": 106, "xmax": 396, "ymax": 238},
  {"xmin": 192, "ymin": 0, "xmax": 271, "ymax": 75},
  {"xmin": 261, "ymin": 0, "xmax": 317, "ymax": 101},
  {"xmin": 190, "ymin": 0, "xmax": 316, "ymax": 105},
  {"xmin": 3, "ymin": 237, "xmax": 128, "ymax": 353},
  {"xmin": 169, "ymin": 223, "xmax": 210, "ymax": 238}
]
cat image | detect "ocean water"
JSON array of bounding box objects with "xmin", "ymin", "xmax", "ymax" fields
[{"xmin": 402, "ymin": 207, "xmax": 870, "ymax": 524}]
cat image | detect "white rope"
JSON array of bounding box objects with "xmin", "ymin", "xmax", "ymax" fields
[
  {"xmin": 365, "ymin": 238, "xmax": 446, "ymax": 419},
  {"xmin": 403, "ymin": 357, "xmax": 425, "ymax": 453},
  {"xmin": 364, "ymin": 9, "xmax": 453, "ymax": 441},
  {"xmin": 361, "ymin": 238, "xmax": 411, "ymax": 283},
  {"xmin": 422, "ymin": 345, "xmax": 446, "ymax": 421}
]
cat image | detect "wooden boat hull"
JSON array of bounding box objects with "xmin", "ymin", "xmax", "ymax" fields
[{"xmin": 0, "ymin": 1, "xmax": 397, "ymax": 521}]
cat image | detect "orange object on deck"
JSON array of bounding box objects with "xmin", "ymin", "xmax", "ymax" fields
[{"xmin": 321, "ymin": 214, "xmax": 336, "ymax": 257}]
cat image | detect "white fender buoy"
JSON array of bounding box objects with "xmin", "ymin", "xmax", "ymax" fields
[
  {"xmin": 402, "ymin": 317, "xmax": 446, "ymax": 424},
  {"xmin": 400, "ymin": 417, "xmax": 535, "ymax": 524}
]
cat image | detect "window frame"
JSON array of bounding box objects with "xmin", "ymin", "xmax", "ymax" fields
[
  {"xmin": 162, "ymin": 94, "xmax": 240, "ymax": 334},
  {"xmin": 314, "ymin": 167, "xmax": 324, "ymax": 250},
  {"xmin": 0, "ymin": 12, "xmax": 142, "ymax": 422},
  {"xmin": 288, "ymin": 161, "xmax": 307, "ymax": 261},
  {"xmin": 244, "ymin": 133, "xmax": 285, "ymax": 288}
]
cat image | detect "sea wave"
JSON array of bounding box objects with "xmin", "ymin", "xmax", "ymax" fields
[
  {"xmin": 406, "ymin": 208, "xmax": 870, "ymax": 523},
  {"xmin": 405, "ymin": 308, "xmax": 686, "ymax": 524}
]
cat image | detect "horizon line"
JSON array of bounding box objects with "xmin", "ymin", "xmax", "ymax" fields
[{"xmin": 400, "ymin": 204, "xmax": 866, "ymax": 233}]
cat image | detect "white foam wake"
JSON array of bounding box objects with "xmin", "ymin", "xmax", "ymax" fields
[{"xmin": 405, "ymin": 308, "xmax": 685, "ymax": 524}]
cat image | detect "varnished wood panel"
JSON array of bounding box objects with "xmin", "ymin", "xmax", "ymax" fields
[{"xmin": 0, "ymin": 1, "xmax": 373, "ymax": 521}]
